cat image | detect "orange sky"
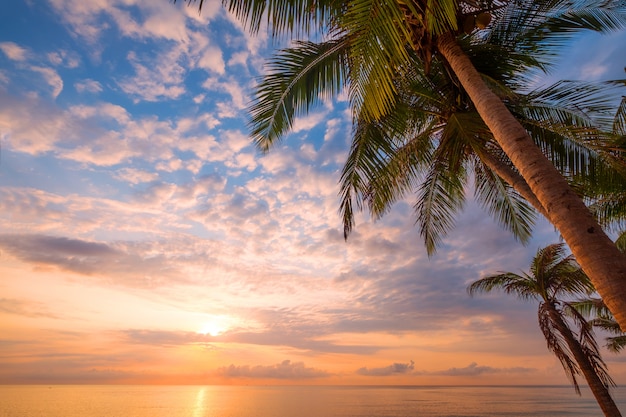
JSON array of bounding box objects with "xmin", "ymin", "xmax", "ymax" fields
[{"xmin": 2, "ymin": 0, "xmax": 626, "ymax": 387}]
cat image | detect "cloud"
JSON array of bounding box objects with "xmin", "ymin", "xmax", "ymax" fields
[
  {"xmin": 0, "ymin": 41, "xmax": 29, "ymax": 61},
  {"xmin": 47, "ymin": 0, "xmax": 189, "ymax": 44},
  {"xmin": 113, "ymin": 168, "xmax": 159, "ymax": 184},
  {"xmin": 222, "ymin": 329, "xmax": 382, "ymax": 355},
  {"xmin": 436, "ymin": 362, "xmax": 534, "ymax": 377},
  {"xmin": 0, "ymin": 234, "xmax": 119, "ymax": 272},
  {"xmin": 0, "ymin": 298, "xmax": 59, "ymax": 318},
  {"xmin": 47, "ymin": 50, "xmax": 80, "ymax": 68},
  {"xmin": 357, "ymin": 361, "xmax": 415, "ymax": 376},
  {"xmin": 0, "ymin": 95, "xmax": 221, "ymax": 166},
  {"xmin": 118, "ymin": 329, "xmax": 215, "ymax": 347},
  {"xmin": 30, "ymin": 66, "xmax": 64, "ymax": 98},
  {"xmin": 355, "ymin": 361, "xmax": 535, "ymax": 378},
  {"xmin": 201, "ymin": 77, "xmax": 248, "ymax": 119},
  {"xmin": 190, "ymin": 30, "xmax": 226, "ymax": 75},
  {"xmin": 118, "ymin": 50, "xmax": 186, "ymax": 102},
  {"xmin": 216, "ymin": 360, "xmax": 331, "ymax": 379},
  {"xmin": 0, "ymin": 233, "xmax": 196, "ymax": 287},
  {"xmin": 292, "ymin": 111, "xmax": 329, "ymax": 133},
  {"xmin": 74, "ymin": 79, "xmax": 103, "ymax": 93},
  {"xmin": 227, "ymin": 50, "xmax": 248, "ymax": 68}
]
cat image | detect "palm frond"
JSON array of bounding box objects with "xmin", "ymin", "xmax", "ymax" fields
[
  {"xmin": 526, "ymin": 6, "xmax": 626, "ymax": 53},
  {"xmin": 249, "ymin": 38, "xmax": 348, "ymax": 151},
  {"xmin": 415, "ymin": 157, "xmax": 466, "ymax": 255},
  {"xmin": 606, "ymin": 335, "xmax": 626, "ymax": 353},
  {"xmin": 570, "ymin": 297, "xmax": 626, "ymax": 352},
  {"xmin": 340, "ymin": 0, "xmax": 413, "ymax": 121},
  {"xmin": 616, "ymin": 230, "xmax": 626, "ymax": 252},
  {"xmin": 562, "ymin": 303, "xmax": 616, "ymax": 388},
  {"xmin": 614, "ymin": 96, "xmax": 626, "ymax": 136},
  {"xmin": 365, "ymin": 123, "xmax": 438, "ymax": 220},
  {"xmin": 425, "ymin": 0, "xmax": 459, "ymax": 35},
  {"xmin": 473, "ymin": 157, "xmax": 536, "ymax": 244},
  {"xmin": 529, "ymin": 243, "xmax": 594, "ymax": 299},
  {"xmin": 538, "ymin": 302, "xmax": 583, "ymax": 395},
  {"xmin": 219, "ymin": 0, "xmax": 336, "ymax": 37},
  {"xmin": 570, "ymin": 297, "xmax": 612, "ymax": 319},
  {"xmin": 530, "ymin": 243, "xmax": 569, "ymax": 285},
  {"xmin": 467, "ymin": 272, "xmax": 539, "ymax": 300},
  {"xmin": 339, "ymin": 114, "xmax": 425, "ymax": 238}
]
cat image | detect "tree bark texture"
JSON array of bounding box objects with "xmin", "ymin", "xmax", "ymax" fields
[{"xmin": 436, "ymin": 32, "xmax": 626, "ymax": 330}]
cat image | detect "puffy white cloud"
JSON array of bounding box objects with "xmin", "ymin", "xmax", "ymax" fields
[
  {"xmin": 227, "ymin": 50, "xmax": 248, "ymax": 68},
  {"xmin": 118, "ymin": 50, "xmax": 186, "ymax": 102},
  {"xmin": 0, "ymin": 41, "xmax": 29, "ymax": 61},
  {"xmin": 197, "ymin": 45, "xmax": 226, "ymax": 74},
  {"xmin": 202, "ymin": 76, "xmax": 248, "ymax": 114}
]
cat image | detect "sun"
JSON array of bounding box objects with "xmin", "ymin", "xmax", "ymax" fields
[{"xmin": 196, "ymin": 315, "xmax": 231, "ymax": 337}]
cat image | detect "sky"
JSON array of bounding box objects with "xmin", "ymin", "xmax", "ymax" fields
[{"xmin": 1, "ymin": 0, "xmax": 626, "ymax": 386}]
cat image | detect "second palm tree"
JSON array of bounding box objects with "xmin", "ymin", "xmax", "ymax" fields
[{"xmin": 468, "ymin": 243, "xmax": 622, "ymax": 417}]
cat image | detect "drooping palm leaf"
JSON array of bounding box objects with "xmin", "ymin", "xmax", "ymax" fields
[
  {"xmin": 538, "ymin": 301, "xmax": 584, "ymax": 394},
  {"xmin": 473, "ymin": 156, "xmax": 536, "ymax": 244},
  {"xmin": 563, "ymin": 302, "xmax": 616, "ymax": 388},
  {"xmin": 248, "ymin": 38, "xmax": 349, "ymax": 150},
  {"xmin": 571, "ymin": 297, "xmax": 626, "ymax": 353},
  {"xmin": 416, "ymin": 158, "xmax": 467, "ymax": 254}
]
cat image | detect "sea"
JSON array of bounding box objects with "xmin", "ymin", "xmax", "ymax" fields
[{"xmin": 1, "ymin": 385, "xmax": 625, "ymax": 417}]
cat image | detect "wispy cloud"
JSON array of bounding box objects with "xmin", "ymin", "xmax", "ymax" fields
[
  {"xmin": 74, "ymin": 79, "xmax": 103, "ymax": 93},
  {"xmin": 30, "ymin": 66, "xmax": 64, "ymax": 98},
  {"xmin": 0, "ymin": 298, "xmax": 59, "ymax": 319},
  {"xmin": 2, "ymin": 0, "xmax": 623, "ymax": 386},
  {"xmin": 216, "ymin": 360, "xmax": 332, "ymax": 379},
  {"xmin": 436, "ymin": 362, "xmax": 534, "ymax": 377}
]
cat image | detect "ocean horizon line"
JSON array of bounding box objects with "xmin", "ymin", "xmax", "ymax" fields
[{"xmin": 0, "ymin": 383, "xmax": 598, "ymax": 388}]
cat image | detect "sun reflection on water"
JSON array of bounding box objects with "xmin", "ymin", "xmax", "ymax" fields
[{"xmin": 193, "ymin": 387, "xmax": 206, "ymax": 417}]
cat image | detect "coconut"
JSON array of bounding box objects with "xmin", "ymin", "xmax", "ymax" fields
[{"xmin": 475, "ymin": 12, "xmax": 492, "ymax": 29}]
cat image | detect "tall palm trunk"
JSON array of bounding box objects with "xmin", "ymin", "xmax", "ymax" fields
[
  {"xmin": 547, "ymin": 305, "xmax": 622, "ymax": 417},
  {"xmin": 436, "ymin": 32, "xmax": 626, "ymax": 330}
]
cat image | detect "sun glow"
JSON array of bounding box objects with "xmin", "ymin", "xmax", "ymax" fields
[{"xmin": 196, "ymin": 315, "xmax": 231, "ymax": 337}]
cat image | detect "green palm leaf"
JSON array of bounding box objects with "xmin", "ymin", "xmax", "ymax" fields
[
  {"xmin": 416, "ymin": 156, "xmax": 467, "ymax": 255},
  {"xmin": 249, "ymin": 38, "xmax": 348, "ymax": 151},
  {"xmin": 473, "ymin": 158, "xmax": 536, "ymax": 245}
]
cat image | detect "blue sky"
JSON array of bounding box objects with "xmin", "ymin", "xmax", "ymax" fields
[{"xmin": 1, "ymin": 0, "xmax": 626, "ymax": 386}]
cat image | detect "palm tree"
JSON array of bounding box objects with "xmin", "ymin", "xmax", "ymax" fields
[
  {"xmin": 185, "ymin": 0, "xmax": 626, "ymax": 328},
  {"xmin": 337, "ymin": 48, "xmax": 620, "ymax": 254},
  {"xmin": 468, "ymin": 243, "xmax": 622, "ymax": 417}
]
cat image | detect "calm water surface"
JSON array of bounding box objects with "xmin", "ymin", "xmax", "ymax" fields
[{"xmin": 2, "ymin": 385, "xmax": 625, "ymax": 417}]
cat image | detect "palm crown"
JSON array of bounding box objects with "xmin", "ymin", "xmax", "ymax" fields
[
  {"xmin": 240, "ymin": 0, "xmax": 625, "ymax": 255},
  {"xmin": 183, "ymin": 0, "xmax": 626, "ymax": 329}
]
